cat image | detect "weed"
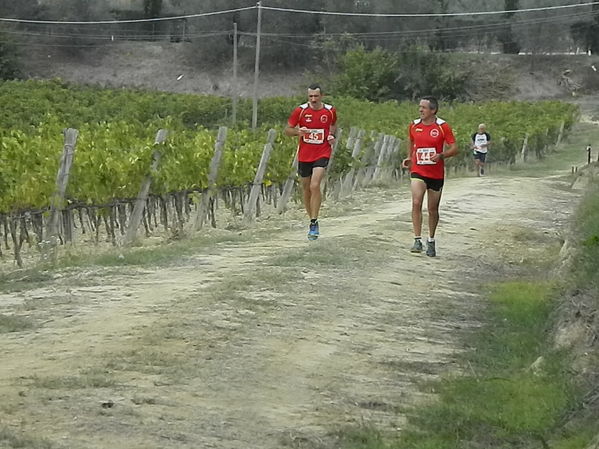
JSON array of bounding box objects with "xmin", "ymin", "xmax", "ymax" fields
[
  {"xmin": 0, "ymin": 314, "xmax": 34, "ymax": 333},
  {"xmin": 0, "ymin": 427, "xmax": 54, "ymax": 449}
]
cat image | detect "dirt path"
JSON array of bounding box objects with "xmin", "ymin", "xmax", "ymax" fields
[{"xmin": 0, "ymin": 148, "xmax": 586, "ymax": 448}]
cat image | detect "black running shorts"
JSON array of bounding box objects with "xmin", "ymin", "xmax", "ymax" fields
[
  {"xmin": 410, "ymin": 172, "xmax": 444, "ymax": 192},
  {"xmin": 473, "ymin": 151, "xmax": 487, "ymax": 162},
  {"xmin": 298, "ymin": 157, "xmax": 329, "ymax": 178}
]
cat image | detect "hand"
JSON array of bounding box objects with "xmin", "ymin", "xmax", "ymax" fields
[
  {"xmin": 431, "ymin": 153, "xmax": 444, "ymax": 163},
  {"xmin": 401, "ymin": 158, "xmax": 411, "ymax": 169},
  {"xmin": 327, "ymin": 134, "xmax": 336, "ymax": 142},
  {"xmin": 298, "ymin": 127, "xmax": 310, "ymax": 136}
]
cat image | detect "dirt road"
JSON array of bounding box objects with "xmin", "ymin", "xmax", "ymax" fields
[{"xmin": 0, "ymin": 149, "xmax": 585, "ymax": 448}]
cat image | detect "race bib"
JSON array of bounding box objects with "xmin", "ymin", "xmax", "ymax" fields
[
  {"xmin": 303, "ymin": 129, "xmax": 325, "ymax": 144},
  {"xmin": 416, "ymin": 147, "xmax": 437, "ymax": 165}
]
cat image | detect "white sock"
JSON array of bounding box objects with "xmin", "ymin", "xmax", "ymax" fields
[{"xmin": 428, "ymin": 237, "xmax": 435, "ymax": 242}]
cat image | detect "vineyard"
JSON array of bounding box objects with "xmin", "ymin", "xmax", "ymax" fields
[{"xmin": 0, "ymin": 80, "xmax": 579, "ymax": 266}]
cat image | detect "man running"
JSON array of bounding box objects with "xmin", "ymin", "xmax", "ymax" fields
[
  {"xmin": 402, "ymin": 96, "xmax": 457, "ymax": 257},
  {"xmin": 285, "ymin": 84, "xmax": 337, "ymax": 240},
  {"xmin": 471, "ymin": 123, "xmax": 491, "ymax": 176}
]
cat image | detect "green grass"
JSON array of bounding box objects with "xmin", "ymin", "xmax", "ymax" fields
[
  {"xmin": 0, "ymin": 229, "xmax": 252, "ymax": 293},
  {"xmin": 270, "ymin": 236, "xmax": 391, "ymax": 268},
  {"xmin": 55, "ymin": 229, "xmax": 250, "ymax": 268},
  {"xmin": 29, "ymin": 369, "xmax": 116, "ymax": 389},
  {"xmin": 573, "ymin": 176, "xmax": 599, "ymax": 288},
  {"xmin": 0, "ymin": 314, "xmax": 34, "ymax": 333},
  {"xmin": 340, "ymin": 281, "xmax": 581, "ymax": 449},
  {"xmin": 0, "ymin": 427, "xmax": 54, "ymax": 449},
  {"xmin": 0, "ymin": 269, "xmax": 56, "ymax": 294},
  {"xmin": 488, "ymin": 122, "xmax": 596, "ymax": 178}
]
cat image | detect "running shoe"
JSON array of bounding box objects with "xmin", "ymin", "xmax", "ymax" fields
[
  {"xmin": 410, "ymin": 239, "xmax": 423, "ymax": 253},
  {"xmin": 426, "ymin": 240, "xmax": 436, "ymax": 257},
  {"xmin": 308, "ymin": 222, "xmax": 319, "ymax": 240},
  {"xmin": 480, "ymin": 168, "xmax": 485, "ymax": 176}
]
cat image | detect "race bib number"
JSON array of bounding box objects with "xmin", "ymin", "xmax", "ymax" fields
[
  {"xmin": 416, "ymin": 147, "xmax": 437, "ymax": 165},
  {"xmin": 303, "ymin": 129, "xmax": 325, "ymax": 144}
]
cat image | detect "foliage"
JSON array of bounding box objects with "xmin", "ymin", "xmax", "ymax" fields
[
  {"xmin": 332, "ymin": 46, "xmax": 398, "ymax": 102},
  {"xmin": 572, "ymin": 177, "xmax": 599, "ymax": 290},
  {"xmin": 331, "ymin": 46, "xmax": 469, "ymax": 102},
  {"xmin": 341, "ymin": 282, "xmax": 581, "ymax": 449},
  {"xmin": 0, "ymin": 80, "xmax": 578, "ymax": 214},
  {"xmin": 0, "ymin": 32, "xmax": 21, "ymax": 80}
]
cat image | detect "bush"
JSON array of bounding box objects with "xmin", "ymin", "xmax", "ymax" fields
[
  {"xmin": 331, "ymin": 46, "xmax": 469, "ymax": 103},
  {"xmin": 331, "ymin": 46, "xmax": 397, "ymax": 102},
  {"xmin": 0, "ymin": 33, "xmax": 21, "ymax": 80}
]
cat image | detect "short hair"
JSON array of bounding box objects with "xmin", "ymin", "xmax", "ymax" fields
[
  {"xmin": 421, "ymin": 96, "xmax": 439, "ymax": 113},
  {"xmin": 478, "ymin": 123, "xmax": 486, "ymax": 129},
  {"xmin": 308, "ymin": 83, "xmax": 322, "ymax": 92}
]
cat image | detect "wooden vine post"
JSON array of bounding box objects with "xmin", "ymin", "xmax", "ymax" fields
[
  {"xmin": 189, "ymin": 126, "xmax": 227, "ymax": 231},
  {"xmin": 123, "ymin": 129, "xmax": 167, "ymax": 246},
  {"xmin": 322, "ymin": 127, "xmax": 343, "ymax": 200},
  {"xmin": 340, "ymin": 129, "xmax": 365, "ymax": 198},
  {"xmin": 41, "ymin": 128, "xmax": 78, "ymax": 263},
  {"xmin": 373, "ymin": 134, "xmax": 393, "ymax": 181},
  {"xmin": 519, "ymin": 133, "xmax": 529, "ymax": 164},
  {"xmin": 276, "ymin": 152, "xmax": 298, "ymax": 214},
  {"xmin": 244, "ymin": 129, "xmax": 276, "ymax": 221}
]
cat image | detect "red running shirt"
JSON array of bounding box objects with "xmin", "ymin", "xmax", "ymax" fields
[
  {"xmin": 288, "ymin": 103, "xmax": 337, "ymax": 162},
  {"xmin": 408, "ymin": 118, "xmax": 456, "ymax": 180}
]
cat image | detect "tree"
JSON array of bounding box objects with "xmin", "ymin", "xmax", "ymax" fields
[
  {"xmin": 0, "ymin": 33, "xmax": 22, "ymax": 80},
  {"xmin": 498, "ymin": 0, "xmax": 520, "ymax": 54}
]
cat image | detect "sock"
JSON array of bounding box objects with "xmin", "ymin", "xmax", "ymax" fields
[
  {"xmin": 414, "ymin": 236, "xmax": 422, "ymax": 241},
  {"xmin": 428, "ymin": 237, "xmax": 435, "ymax": 242},
  {"xmin": 310, "ymin": 218, "xmax": 318, "ymax": 224}
]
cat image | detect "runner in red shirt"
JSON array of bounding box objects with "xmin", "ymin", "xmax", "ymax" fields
[
  {"xmin": 402, "ymin": 96, "xmax": 457, "ymax": 257},
  {"xmin": 285, "ymin": 84, "xmax": 337, "ymax": 240}
]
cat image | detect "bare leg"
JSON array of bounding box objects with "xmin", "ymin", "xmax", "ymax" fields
[
  {"xmin": 410, "ymin": 179, "xmax": 427, "ymax": 237},
  {"xmin": 301, "ymin": 167, "xmax": 326, "ymax": 220},
  {"xmin": 301, "ymin": 176, "xmax": 312, "ymax": 217},
  {"xmin": 309, "ymin": 167, "xmax": 326, "ymax": 219},
  {"xmin": 426, "ymin": 188, "xmax": 443, "ymax": 238}
]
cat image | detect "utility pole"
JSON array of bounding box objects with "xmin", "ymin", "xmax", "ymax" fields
[
  {"xmin": 232, "ymin": 21, "xmax": 238, "ymax": 125},
  {"xmin": 251, "ymin": 1, "xmax": 262, "ymax": 130}
]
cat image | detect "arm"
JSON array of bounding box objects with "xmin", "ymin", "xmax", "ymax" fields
[
  {"xmin": 431, "ymin": 141, "xmax": 458, "ymax": 162},
  {"xmin": 284, "ymin": 123, "xmax": 308, "ymax": 137},
  {"xmin": 326, "ymin": 124, "xmax": 338, "ymax": 144},
  {"xmin": 402, "ymin": 126, "xmax": 414, "ymax": 168},
  {"xmin": 484, "ymin": 134, "xmax": 491, "ymax": 149},
  {"xmin": 284, "ymin": 108, "xmax": 309, "ymax": 137},
  {"xmin": 402, "ymin": 139, "xmax": 416, "ymax": 168}
]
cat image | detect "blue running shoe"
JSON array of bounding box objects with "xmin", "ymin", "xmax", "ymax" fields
[
  {"xmin": 308, "ymin": 222, "xmax": 319, "ymax": 240},
  {"xmin": 426, "ymin": 240, "xmax": 436, "ymax": 257}
]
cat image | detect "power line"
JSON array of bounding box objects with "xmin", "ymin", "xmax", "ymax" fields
[
  {"xmin": 240, "ymin": 10, "xmax": 599, "ymax": 39},
  {"xmin": 1, "ymin": 2, "xmax": 598, "ymax": 25},
  {"xmin": 262, "ymin": 1, "xmax": 599, "ymax": 17},
  {"xmin": 0, "ymin": 6, "xmax": 255, "ymax": 25}
]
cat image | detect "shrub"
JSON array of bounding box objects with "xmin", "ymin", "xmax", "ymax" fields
[{"xmin": 0, "ymin": 33, "xmax": 21, "ymax": 80}]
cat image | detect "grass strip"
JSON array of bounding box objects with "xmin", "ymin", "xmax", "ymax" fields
[{"xmin": 342, "ymin": 281, "xmax": 585, "ymax": 449}]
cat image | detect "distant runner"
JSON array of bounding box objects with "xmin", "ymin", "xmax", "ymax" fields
[
  {"xmin": 285, "ymin": 84, "xmax": 337, "ymax": 240},
  {"xmin": 471, "ymin": 123, "xmax": 491, "ymax": 176},
  {"xmin": 402, "ymin": 96, "xmax": 458, "ymax": 257}
]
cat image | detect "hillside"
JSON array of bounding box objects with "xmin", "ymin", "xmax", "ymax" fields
[{"xmin": 22, "ymin": 41, "xmax": 599, "ymax": 100}]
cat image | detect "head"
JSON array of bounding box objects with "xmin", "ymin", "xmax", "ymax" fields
[
  {"xmin": 307, "ymin": 84, "xmax": 323, "ymax": 108},
  {"xmin": 478, "ymin": 123, "xmax": 486, "ymax": 133},
  {"xmin": 419, "ymin": 96, "xmax": 439, "ymax": 121}
]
